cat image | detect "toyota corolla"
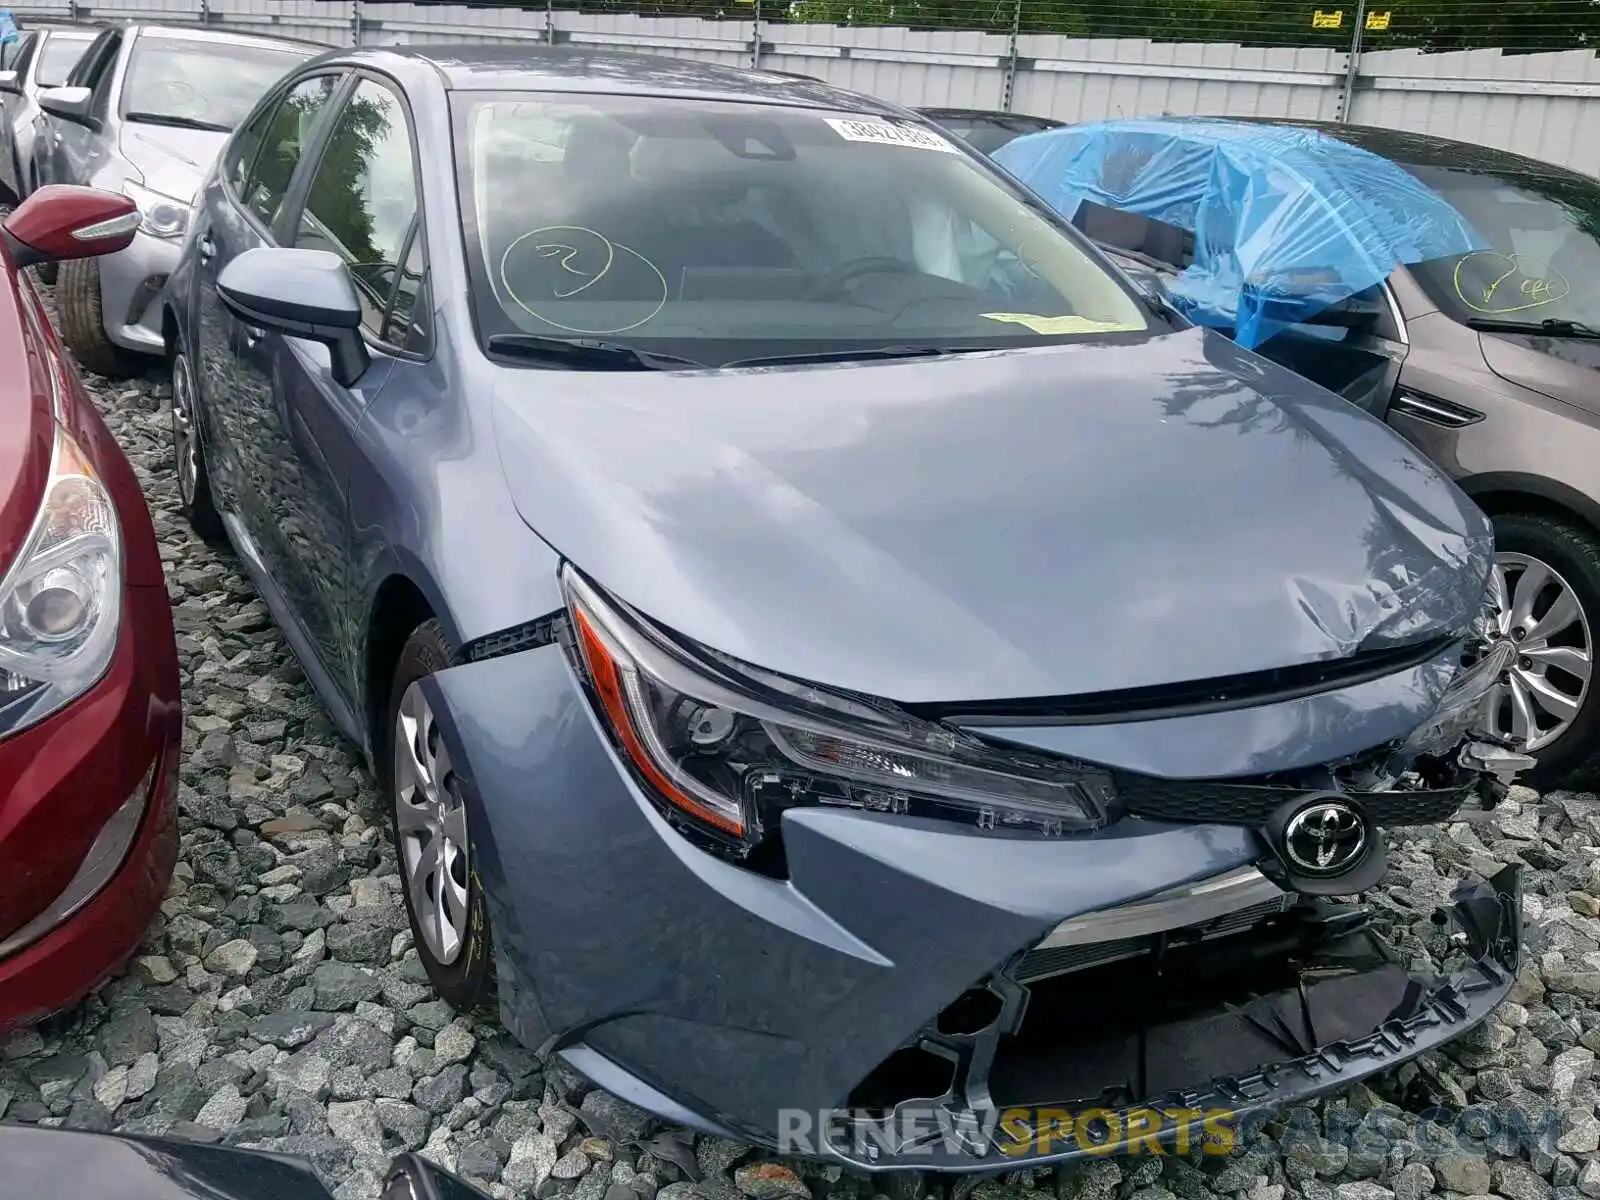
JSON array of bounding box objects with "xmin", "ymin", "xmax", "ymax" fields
[{"xmin": 160, "ymin": 45, "xmax": 1524, "ymax": 1168}]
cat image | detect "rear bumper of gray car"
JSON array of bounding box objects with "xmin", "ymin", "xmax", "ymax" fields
[{"xmin": 422, "ymin": 640, "xmax": 1520, "ymax": 1169}]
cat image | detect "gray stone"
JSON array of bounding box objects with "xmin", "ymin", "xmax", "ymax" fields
[
  {"xmin": 204, "ymin": 939, "xmax": 259, "ymax": 978},
  {"xmin": 1493, "ymin": 1162, "xmax": 1553, "ymax": 1200},
  {"xmin": 504, "ymin": 1131, "xmax": 561, "ymax": 1194},
  {"xmin": 1392, "ymin": 1165, "xmax": 1434, "ymax": 1200},
  {"xmin": 251, "ymin": 1010, "xmax": 337, "ymax": 1049},
  {"xmin": 312, "ymin": 962, "xmax": 382, "ymax": 1011},
  {"xmin": 1557, "ymin": 1108, "xmax": 1600, "ymax": 1154},
  {"xmin": 554, "ymin": 1149, "xmax": 594, "ymax": 1180},
  {"xmin": 126, "ymin": 1053, "xmax": 160, "ymax": 1101},
  {"xmin": 733, "ymin": 1166, "xmax": 812, "ymax": 1200},
  {"xmin": 376, "ymin": 1099, "xmax": 430, "ymax": 1151},
  {"xmin": 327, "ymin": 1099, "xmax": 386, "ymax": 1158},
  {"xmin": 97, "ymin": 1008, "xmax": 158, "ymax": 1067},
  {"xmin": 1435, "ymin": 1155, "xmax": 1493, "ymax": 1196},
  {"xmin": 194, "ymin": 1084, "xmax": 248, "ymax": 1133},
  {"xmin": 415, "ymin": 1065, "xmax": 470, "ymax": 1115},
  {"xmin": 433, "ymin": 1021, "xmax": 476, "ymax": 1067},
  {"xmin": 456, "ymin": 1138, "xmax": 506, "ymax": 1181},
  {"xmin": 582, "ymin": 1089, "xmax": 654, "ymax": 1144}
]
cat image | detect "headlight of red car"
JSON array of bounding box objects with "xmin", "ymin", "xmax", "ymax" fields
[{"xmin": 0, "ymin": 421, "xmax": 123, "ymax": 736}]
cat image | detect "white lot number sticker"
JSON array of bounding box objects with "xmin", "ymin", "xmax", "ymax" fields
[{"xmin": 825, "ymin": 118, "xmax": 959, "ymax": 153}]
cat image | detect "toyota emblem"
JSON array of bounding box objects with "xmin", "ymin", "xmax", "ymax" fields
[{"xmin": 1283, "ymin": 800, "xmax": 1368, "ymax": 875}]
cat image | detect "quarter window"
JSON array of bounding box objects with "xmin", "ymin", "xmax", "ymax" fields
[
  {"xmin": 242, "ymin": 73, "xmax": 341, "ymax": 227},
  {"xmin": 294, "ymin": 78, "xmax": 427, "ymax": 350}
]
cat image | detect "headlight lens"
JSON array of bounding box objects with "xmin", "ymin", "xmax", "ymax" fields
[
  {"xmin": 0, "ymin": 423, "xmax": 123, "ymax": 736},
  {"xmin": 561, "ymin": 567, "xmax": 1111, "ymax": 854},
  {"xmin": 123, "ymin": 180, "xmax": 190, "ymax": 240}
]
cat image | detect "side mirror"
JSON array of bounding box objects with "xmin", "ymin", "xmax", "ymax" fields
[
  {"xmin": 0, "ymin": 70, "xmax": 21, "ymax": 96},
  {"xmin": 2, "ymin": 184, "xmax": 139, "ymax": 269},
  {"xmin": 37, "ymin": 84, "xmax": 95, "ymax": 126},
  {"xmin": 217, "ymin": 247, "xmax": 370, "ymax": 387}
]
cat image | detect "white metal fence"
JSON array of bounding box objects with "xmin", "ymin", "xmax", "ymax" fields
[{"xmin": 8, "ymin": 0, "xmax": 1600, "ymax": 175}]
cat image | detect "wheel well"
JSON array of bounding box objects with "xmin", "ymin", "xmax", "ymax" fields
[
  {"xmin": 365, "ymin": 575, "xmax": 436, "ymax": 768},
  {"xmin": 1468, "ymin": 488, "xmax": 1600, "ymax": 540}
]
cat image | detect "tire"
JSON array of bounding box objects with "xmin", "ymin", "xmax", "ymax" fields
[
  {"xmin": 1484, "ymin": 511, "xmax": 1600, "ymax": 789},
  {"xmin": 55, "ymin": 256, "xmax": 140, "ymax": 378},
  {"xmin": 169, "ymin": 339, "xmax": 229, "ymax": 550},
  {"xmin": 384, "ymin": 620, "xmax": 498, "ymax": 1017}
]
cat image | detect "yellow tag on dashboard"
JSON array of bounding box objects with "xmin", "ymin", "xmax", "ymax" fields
[{"xmin": 980, "ymin": 312, "xmax": 1144, "ymax": 335}]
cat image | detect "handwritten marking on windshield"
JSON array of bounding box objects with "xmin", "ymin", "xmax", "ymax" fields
[
  {"xmin": 1452, "ymin": 250, "xmax": 1571, "ymax": 315},
  {"xmin": 980, "ymin": 312, "xmax": 1144, "ymax": 335},
  {"xmin": 498, "ymin": 225, "xmax": 668, "ymax": 335}
]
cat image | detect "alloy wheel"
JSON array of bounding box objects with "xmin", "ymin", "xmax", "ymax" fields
[
  {"xmin": 171, "ymin": 353, "xmax": 200, "ymax": 509},
  {"xmin": 1482, "ymin": 551, "xmax": 1593, "ymax": 753},
  {"xmin": 393, "ymin": 684, "xmax": 472, "ymax": 966}
]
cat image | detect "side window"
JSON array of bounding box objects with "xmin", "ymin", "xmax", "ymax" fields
[
  {"xmin": 65, "ymin": 31, "xmax": 114, "ymax": 89},
  {"xmin": 242, "ymin": 72, "xmax": 341, "ymax": 228},
  {"xmin": 224, "ymin": 90, "xmax": 284, "ymax": 199},
  {"xmin": 293, "ymin": 78, "xmax": 427, "ymax": 350}
]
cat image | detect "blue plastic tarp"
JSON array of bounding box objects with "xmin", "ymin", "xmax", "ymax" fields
[
  {"xmin": 995, "ymin": 118, "xmax": 1489, "ymax": 348},
  {"xmin": 0, "ymin": 11, "xmax": 18, "ymax": 45}
]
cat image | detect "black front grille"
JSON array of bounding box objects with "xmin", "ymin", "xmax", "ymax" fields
[{"xmin": 1113, "ymin": 771, "xmax": 1468, "ymax": 828}]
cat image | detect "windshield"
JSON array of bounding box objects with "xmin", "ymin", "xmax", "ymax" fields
[
  {"xmin": 452, "ymin": 93, "xmax": 1153, "ymax": 367},
  {"xmin": 119, "ymin": 35, "xmax": 308, "ymax": 129},
  {"xmin": 1403, "ymin": 165, "xmax": 1600, "ymax": 330},
  {"xmin": 34, "ymin": 33, "xmax": 92, "ymax": 88}
]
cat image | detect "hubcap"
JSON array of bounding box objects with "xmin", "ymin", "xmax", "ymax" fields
[
  {"xmin": 1481, "ymin": 552, "xmax": 1593, "ymax": 753},
  {"xmin": 394, "ymin": 685, "xmax": 472, "ymax": 965},
  {"xmin": 170, "ymin": 353, "xmax": 199, "ymax": 508}
]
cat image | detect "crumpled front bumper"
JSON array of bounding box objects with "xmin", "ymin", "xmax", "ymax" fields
[
  {"xmin": 421, "ymin": 640, "xmax": 1522, "ymax": 1172},
  {"xmin": 812, "ymin": 864, "xmax": 1522, "ymax": 1171}
]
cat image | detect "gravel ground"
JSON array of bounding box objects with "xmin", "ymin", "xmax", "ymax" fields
[{"xmin": 5, "ymin": 298, "xmax": 1600, "ymax": 1200}]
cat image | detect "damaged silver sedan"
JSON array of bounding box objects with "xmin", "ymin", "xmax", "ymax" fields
[{"xmin": 156, "ymin": 45, "xmax": 1530, "ymax": 1172}]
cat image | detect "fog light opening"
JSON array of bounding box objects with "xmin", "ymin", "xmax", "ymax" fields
[
  {"xmin": 846, "ymin": 1045, "xmax": 957, "ymax": 1115},
  {"xmin": 937, "ymin": 987, "xmax": 1004, "ymax": 1036}
]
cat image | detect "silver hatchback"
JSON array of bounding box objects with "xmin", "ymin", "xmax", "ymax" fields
[{"xmin": 32, "ymin": 22, "xmax": 314, "ymax": 375}]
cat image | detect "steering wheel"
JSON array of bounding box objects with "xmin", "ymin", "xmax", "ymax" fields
[{"xmin": 807, "ymin": 256, "xmax": 922, "ymax": 300}]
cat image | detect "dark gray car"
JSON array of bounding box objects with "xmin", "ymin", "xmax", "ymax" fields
[
  {"xmin": 1056, "ymin": 119, "xmax": 1600, "ymax": 789},
  {"xmin": 31, "ymin": 22, "xmax": 314, "ymax": 375},
  {"xmin": 160, "ymin": 45, "xmax": 1524, "ymax": 1169}
]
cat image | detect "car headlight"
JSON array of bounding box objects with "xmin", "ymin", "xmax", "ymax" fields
[
  {"xmin": 0, "ymin": 423, "xmax": 123, "ymax": 737},
  {"xmin": 561, "ymin": 566, "xmax": 1112, "ymax": 856},
  {"xmin": 123, "ymin": 179, "xmax": 190, "ymax": 240}
]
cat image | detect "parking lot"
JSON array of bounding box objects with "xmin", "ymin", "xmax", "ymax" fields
[{"xmin": 0, "ymin": 281, "xmax": 1599, "ymax": 1200}]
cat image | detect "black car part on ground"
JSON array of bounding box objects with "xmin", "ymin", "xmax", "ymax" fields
[{"xmin": 818, "ymin": 864, "xmax": 1521, "ymax": 1171}]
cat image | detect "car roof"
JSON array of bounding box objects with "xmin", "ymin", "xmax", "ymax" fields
[
  {"xmin": 918, "ymin": 107, "xmax": 1061, "ymax": 125},
  {"xmin": 116, "ymin": 21, "xmax": 329, "ymax": 54},
  {"xmin": 1220, "ymin": 115, "xmax": 1597, "ymax": 185},
  {"xmin": 303, "ymin": 43, "xmax": 909, "ymax": 114}
]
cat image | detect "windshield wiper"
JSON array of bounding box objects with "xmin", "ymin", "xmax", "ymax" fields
[
  {"xmin": 485, "ymin": 333, "xmax": 705, "ymax": 371},
  {"xmin": 123, "ymin": 111, "xmax": 232, "ymax": 132},
  {"xmin": 1465, "ymin": 316, "xmax": 1600, "ymax": 340},
  {"xmin": 723, "ymin": 344, "xmax": 1002, "ymax": 368}
]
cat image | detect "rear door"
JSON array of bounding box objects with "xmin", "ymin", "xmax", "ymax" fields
[{"xmin": 0, "ymin": 31, "xmax": 35, "ymax": 197}]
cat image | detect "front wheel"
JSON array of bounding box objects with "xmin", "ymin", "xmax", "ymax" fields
[
  {"xmin": 385, "ymin": 620, "xmax": 498, "ymax": 1017},
  {"xmin": 55, "ymin": 257, "xmax": 141, "ymax": 378},
  {"xmin": 1481, "ymin": 512, "xmax": 1600, "ymax": 788}
]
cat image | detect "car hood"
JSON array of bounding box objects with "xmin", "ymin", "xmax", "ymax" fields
[
  {"xmin": 490, "ymin": 326, "xmax": 1493, "ymax": 703},
  {"xmin": 119, "ymin": 122, "xmax": 226, "ymax": 201},
  {"xmin": 1479, "ymin": 329, "xmax": 1600, "ymax": 416}
]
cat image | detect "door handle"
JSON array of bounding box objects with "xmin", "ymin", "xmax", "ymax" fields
[{"xmin": 197, "ymin": 233, "xmax": 215, "ymax": 263}]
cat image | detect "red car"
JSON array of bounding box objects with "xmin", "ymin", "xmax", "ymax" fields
[{"xmin": 0, "ymin": 186, "xmax": 181, "ymax": 1033}]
